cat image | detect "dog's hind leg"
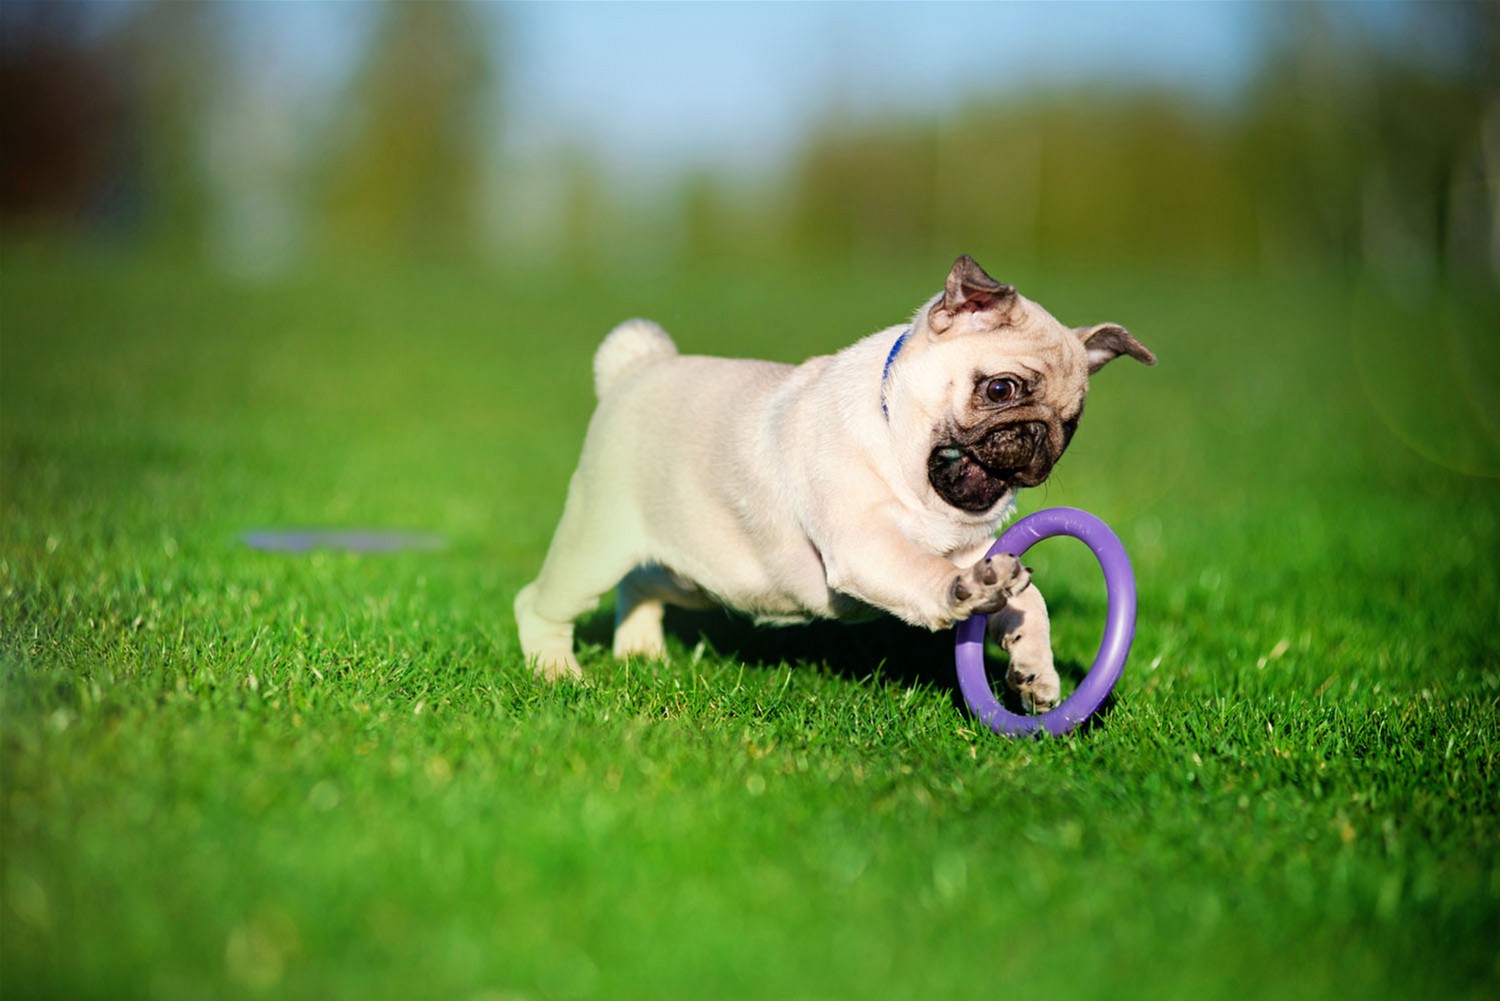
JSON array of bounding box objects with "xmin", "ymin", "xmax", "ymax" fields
[
  {"xmin": 514, "ymin": 581, "xmax": 584, "ymax": 681},
  {"xmin": 613, "ymin": 564, "xmax": 715, "ymax": 660},
  {"xmin": 514, "ymin": 480, "xmax": 646, "ymax": 681}
]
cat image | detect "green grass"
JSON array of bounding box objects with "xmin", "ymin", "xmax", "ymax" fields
[{"xmin": 2, "ymin": 250, "xmax": 1497, "ymax": 999}]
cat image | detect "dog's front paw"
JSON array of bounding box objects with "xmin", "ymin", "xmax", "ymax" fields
[
  {"xmin": 983, "ymin": 581, "xmax": 1061, "ymax": 714},
  {"xmin": 947, "ymin": 554, "xmax": 1029, "ymax": 621}
]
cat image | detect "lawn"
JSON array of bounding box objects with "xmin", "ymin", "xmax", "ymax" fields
[{"xmin": 2, "ymin": 250, "xmax": 1497, "ymax": 999}]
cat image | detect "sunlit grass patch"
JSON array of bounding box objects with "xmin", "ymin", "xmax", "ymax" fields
[{"xmin": 2, "ymin": 255, "xmax": 1497, "ymax": 999}]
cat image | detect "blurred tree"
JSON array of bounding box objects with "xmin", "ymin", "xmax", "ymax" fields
[
  {"xmin": 981, "ymin": 93, "xmax": 1251, "ymax": 271},
  {"xmin": 1, "ymin": 2, "xmax": 120, "ymax": 231},
  {"xmin": 681, "ymin": 170, "xmax": 735, "ymax": 263},
  {"xmin": 1238, "ymin": 1, "xmax": 1496, "ymax": 281},
  {"xmin": 772, "ymin": 1, "xmax": 1496, "ymax": 282},
  {"xmin": 1369, "ymin": 0, "xmax": 1499, "ymax": 283},
  {"xmin": 784, "ymin": 94, "xmax": 1252, "ymax": 274},
  {"xmin": 115, "ymin": 0, "xmax": 221, "ymax": 251},
  {"xmin": 787, "ymin": 116, "xmax": 935, "ymax": 261},
  {"xmin": 559, "ymin": 152, "xmax": 606, "ymax": 269},
  {"xmin": 0, "ymin": 0, "xmax": 223, "ymax": 251},
  {"xmin": 318, "ymin": 2, "xmax": 493, "ymax": 260}
]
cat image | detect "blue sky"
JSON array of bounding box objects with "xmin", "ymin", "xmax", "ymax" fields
[
  {"xmin": 197, "ymin": 0, "xmax": 1426, "ymax": 190},
  {"xmin": 205, "ymin": 1, "xmax": 1270, "ymax": 181},
  {"xmin": 501, "ymin": 1, "xmax": 1265, "ymax": 179}
]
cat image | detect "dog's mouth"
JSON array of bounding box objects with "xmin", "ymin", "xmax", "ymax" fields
[{"xmin": 928, "ymin": 421, "xmax": 1055, "ymax": 513}]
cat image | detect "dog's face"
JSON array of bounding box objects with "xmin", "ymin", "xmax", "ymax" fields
[{"xmin": 888, "ymin": 256, "xmax": 1155, "ymax": 515}]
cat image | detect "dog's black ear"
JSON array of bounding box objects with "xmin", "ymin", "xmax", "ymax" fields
[
  {"xmin": 931, "ymin": 255, "xmax": 1015, "ymax": 333},
  {"xmin": 1076, "ymin": 323, "xmax": 1156, "ymax": 374}
]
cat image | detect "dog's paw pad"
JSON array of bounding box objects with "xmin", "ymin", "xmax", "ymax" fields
[{"xmin": 949, "ymin": 554, "xmax": 1028, "ymax": 618}]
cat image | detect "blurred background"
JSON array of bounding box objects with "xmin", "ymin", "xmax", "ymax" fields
[
  {"xmin": 1, "ymin": 0, "xmax": 1495, "ymax": 285},
  {"xmin": 6, "ymin": 8, "xmax": 1500, "ymax": 997}
]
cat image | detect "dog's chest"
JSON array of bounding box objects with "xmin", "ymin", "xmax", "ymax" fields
[{"xmin": 900, "ymin": 506, "xmax": 1005, "ymax": 566}]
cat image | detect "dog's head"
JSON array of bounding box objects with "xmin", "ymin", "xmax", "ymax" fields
[{"xmin": 886, "ymin": 255, "xmax": 1155, "ymax": 516}]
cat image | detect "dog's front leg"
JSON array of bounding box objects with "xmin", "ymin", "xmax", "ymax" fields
[
  {"xmin": 986, "ymin": 583, "xmax": 1061, "ymax": 711},
  {"xmin": 819, "ymin": 521, "xmax": 1030, "ymax": 633}
]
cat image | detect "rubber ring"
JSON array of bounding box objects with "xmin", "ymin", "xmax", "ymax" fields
[{"xmin": 954, "ymin": 507, "xmax": 1137, "ymax": 738}]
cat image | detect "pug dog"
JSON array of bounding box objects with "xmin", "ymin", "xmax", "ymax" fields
[{"xmin": 514, "ymin": 255, "xmax": 1153, "ymax": 710}]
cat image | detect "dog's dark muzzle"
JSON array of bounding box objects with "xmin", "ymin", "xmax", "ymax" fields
[{"xmin": 928, "ymin": 420, "xmax": 1058, "ymax": 512}]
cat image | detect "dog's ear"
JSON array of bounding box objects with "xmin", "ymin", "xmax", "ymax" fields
[
  {"xmin": 930, "ymin": 255, "xmax": 1015, "ymax": 334},
  {"xmin": 1076, "ymin": 323, "xmax": 1156, "ymax": 374}
]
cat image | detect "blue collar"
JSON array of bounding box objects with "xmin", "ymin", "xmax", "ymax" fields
[{"xmin": 879, "ymin": 328, "xmax": 910, "ymax": 420}]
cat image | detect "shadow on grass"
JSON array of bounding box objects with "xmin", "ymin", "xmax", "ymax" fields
[{"xmin": 578, "ymin": 602, "xmax": 1113, "ymax": 733}]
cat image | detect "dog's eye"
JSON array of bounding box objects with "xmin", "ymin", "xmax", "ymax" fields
[{"xmin": 985, "ymin": 377, "xmax": 1021, "ymax": 404}]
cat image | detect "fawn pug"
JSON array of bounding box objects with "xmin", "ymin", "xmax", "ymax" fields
[{"xmin": 515, "ymin": 255, "xmax": 1154, "ymax": 709}]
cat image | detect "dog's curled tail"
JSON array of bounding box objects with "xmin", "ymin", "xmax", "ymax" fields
[{"xmin": 594, "ymin": 319, "xmax": 677, "ymax": 399}]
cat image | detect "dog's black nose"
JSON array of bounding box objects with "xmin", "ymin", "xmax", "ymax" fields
[{"xmin": 987, "ymin": 421, "xmax": 1053, "ymax": 487}]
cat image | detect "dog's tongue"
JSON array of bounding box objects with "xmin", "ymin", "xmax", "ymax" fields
[
  {"xmin": 955, "ymin": 451, "xmax": 997, "ymax": 491},
  {"xmin": 939, "ymin": 446, "xmax": 996, "ymax": 482}
]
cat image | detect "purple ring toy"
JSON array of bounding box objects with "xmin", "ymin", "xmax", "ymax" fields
[{"xmin": 955, "ymin": 506, "xmax": 1137, "ymax": 738}]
